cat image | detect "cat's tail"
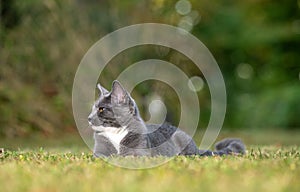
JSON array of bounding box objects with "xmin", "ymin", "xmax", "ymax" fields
[
  {"xmin": 198, "ymin": 138, "xmax": 246, "ymax": 156},
  {"xmin": 214, "ymin": 138, "xmax": 246, "ymax": 155}
]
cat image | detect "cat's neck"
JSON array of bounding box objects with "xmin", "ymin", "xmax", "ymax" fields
[{"xmin": 126, "ymin": 115, "xmax": 148, "ymax": 134}]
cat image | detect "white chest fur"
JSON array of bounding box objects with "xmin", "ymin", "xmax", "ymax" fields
[{"xmin": 93, "ymin": 126, "xmax": 128, "ymax": 154}]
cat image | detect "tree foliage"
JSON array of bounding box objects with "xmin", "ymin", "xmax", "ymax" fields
[{"xmin": 0, "ymin": 0, "xmax": 299, "ymax": 137}]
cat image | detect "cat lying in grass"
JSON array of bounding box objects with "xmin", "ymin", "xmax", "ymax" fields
[{"xmin": 88, "ymin": 80, "xmax": 245, "ymax": 157}]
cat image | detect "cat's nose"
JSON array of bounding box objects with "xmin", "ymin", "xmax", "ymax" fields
[{"xmin": 88, "ymin": 117, "xmax": 92, "ymax": 122}]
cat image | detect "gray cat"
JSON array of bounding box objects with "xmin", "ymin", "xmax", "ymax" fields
[{"xmin": 88, "ymin": 80, "xmax": 245, "ymax": 157}]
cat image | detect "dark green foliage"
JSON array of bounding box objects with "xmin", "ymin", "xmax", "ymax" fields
[
  {"xmin": 0, "ymin": 1, "xmax": 299, "ymax": 137},
  {"xmin": 0, "ymin": 0, "xmax": 20, "ymax": 30}
]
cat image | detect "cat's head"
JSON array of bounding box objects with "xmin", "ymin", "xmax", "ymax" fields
[{"xmin": 88, "ymin": 80, "xmax": 139, "ymax": 132}]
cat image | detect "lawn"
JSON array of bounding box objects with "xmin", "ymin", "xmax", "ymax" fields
[{"xmin": 0, "ymin": 131, "xmax": 299, "ymax": 192}]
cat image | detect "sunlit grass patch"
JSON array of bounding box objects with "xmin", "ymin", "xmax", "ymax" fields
[{"xmin": 0, "ymin": 146, "xmax": 299, "ymax": 192}]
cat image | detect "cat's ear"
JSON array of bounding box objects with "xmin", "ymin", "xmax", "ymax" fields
[
  {"xmin": 97, "ymin": 83, "xmax": 109, "ymax": 96},
  {"xmin": 110, "ymin": 80, "xmax": 130, "ymax": 104}
]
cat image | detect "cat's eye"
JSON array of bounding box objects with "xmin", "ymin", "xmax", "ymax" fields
[{"xmin": 98, "ymin": 107, "xmax": 105, "ymax": 113}]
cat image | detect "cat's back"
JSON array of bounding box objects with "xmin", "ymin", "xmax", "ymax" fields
[
  {"xmin": 146, "ymin": 123, "xmax": 177, "ymax": 147},
  {"xmin": 146, "ymin": 123, "xmax": 199, "ymax": 156}
]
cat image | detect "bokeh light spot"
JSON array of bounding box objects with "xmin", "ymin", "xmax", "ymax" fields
[
  {"xmin": 292, "ymin": 20, "xmax": 300, "ymax": 34},
  {"xmin": 188, "ymin": 76, "xmax": 204, "ymax": 92},
  {"xmin": 175, "ymin": 0, "xmax": 191, "ymax": 15},
  {"xmin": 236, "ymin": 63, "xmax": 254, "ymax": 79},
  {"xmin": 149, "ymin": 99, "xmax": 166, "ymax": 115},
  {"xmin": 188, "ymin": 10, "xmax": 201, "ymax": 25},
  {"xmin": 178, "ymin": 16, "xmax": 193, "ymax": 32}
]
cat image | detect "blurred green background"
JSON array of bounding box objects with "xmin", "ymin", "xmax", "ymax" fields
[{"xmin": 0, "ymin": 0, "xmax": 299, "ymax": 139}]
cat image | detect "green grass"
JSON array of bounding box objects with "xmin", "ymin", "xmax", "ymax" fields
[
  {"xmin": 0, "ymin": 131, "xmax": 300, "ymax": 192},
  {"xmin": 0, "ymin": 146, "xmax": 299, "ymax": 192}
]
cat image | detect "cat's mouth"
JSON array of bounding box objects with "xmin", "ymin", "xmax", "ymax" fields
[{"xmin": 88, "ymin": 122, "xmax": 102, "ymax": 132}]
